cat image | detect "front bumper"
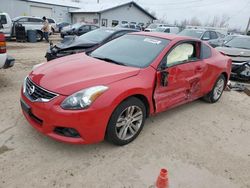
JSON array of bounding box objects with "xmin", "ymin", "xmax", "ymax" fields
[
  {"xmin": 20, "ymin": 90, "xmax": 110, "ymax": 144},
  {"xmin": 3, "ymin": 55, "xmax": 15, "ymax": 69},
  {"xmin": 230, "ymin": 62, "xmax": 250, "ymax": 82}
]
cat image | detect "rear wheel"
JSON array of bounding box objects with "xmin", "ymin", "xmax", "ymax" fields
[
  {"xmin": 203, "ymin": 74, "xmax": 226, "ymax": 103},
  {"xmin": 106, "ymin": 97, "xmax": 146, "ymax": 146}
]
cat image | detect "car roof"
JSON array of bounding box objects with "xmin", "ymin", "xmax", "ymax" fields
[
  {"xmin": 131, "ymin": 32, "xmax": 200, "ymax": 41},
  {"xmin": 13, "ymin": 16, "xmax": 43, "ymax": 20},
  {"xmin": 100, "ymin": 27, "xmax": 139, "ymax": 32}
]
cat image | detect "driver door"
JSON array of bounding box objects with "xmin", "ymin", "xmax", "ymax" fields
[{"xmin": 154, "ymin": 41, "xmax": 205, "ymax": 113}]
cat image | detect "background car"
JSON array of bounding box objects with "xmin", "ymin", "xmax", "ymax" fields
[
  {"xmin": 46, "ymin": 27, "xmax": 138, "ymax": 61},
  {"xmin": 12, "ymin": 16, "xmax": 45, "ymax": 41},
  {"xmin": 216, "ymin": 35, "xmax": 250, "ymax": 81},
  {"xmin": 178, "ymin": 29, "xmax": 221, "ymax": 42},
  {"xmin": 55, "ymin": 22, "xmax": 70, "ymax": 33},
  {"xmin": 208, "ymin": 35, "xmax": 238, "ymax": 48},
  {"xmin": 0, "ymin": 12, "xmax": 12, "ymax": 38},
  {"xmin": 144, "ymin": 23, "xmax": 168, "ymax": 32},
  {"xmin": 0, "ymin": 32, "xmax": 15, "ymax": 69},
  {"xmin": 60, "ymin": 23, "xmax": 99, "ymax": 38},
  {"xmin": 155, "ymin": 26, "xmax": 180, "ymax": 34},
  {"xmin": 21, "ymin": 33, "xmax": 231, "ymax": 146}
]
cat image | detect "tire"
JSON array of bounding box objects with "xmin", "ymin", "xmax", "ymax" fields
[
  {"xmin": 203, "ymin": 74, "xmax": 226, "ymax": 103},
  {"xmin": 106, "ymin": 97, "xmax": 146, "ymax": 146},
  {"xmin": 36, "ymin": 31, "xmax": 43, "ymax": 41}
]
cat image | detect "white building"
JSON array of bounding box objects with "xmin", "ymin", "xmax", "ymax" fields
[
  {"xmin": 0, "ymin": 0, "xmax": 80, "ymax": 23},
  {"xmin": 70, "ymin": 1, "xmax": 156, "ymax": 27}
]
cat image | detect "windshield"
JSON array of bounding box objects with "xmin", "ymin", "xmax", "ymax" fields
[
  {"xmin": 225, "ymin": 37, "xmax": 250, "ymax": 49},
  {"xmin": 89, "ymin": 35, "xmax": 170, "ymax": 68},
  {"xmin": 147, "ymin": 24, "xmax": 158, "ymax": 29},
  {"xmin": 79, "ymin": 28, "xmax": 115, "ymax": 43},
  {"xmin": 178, "ymin": 29, "xmax": 204, "ymax": 38}
]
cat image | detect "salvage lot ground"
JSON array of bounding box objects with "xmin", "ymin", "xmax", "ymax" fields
[{"xmin": 0, "ymin": 35, "xmax": 250, "ymax": 188}]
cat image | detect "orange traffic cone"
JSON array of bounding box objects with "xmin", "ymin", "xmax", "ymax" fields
[{"xmin": 156, "ymin": 168, "xmax": 169, "ymax": 188}]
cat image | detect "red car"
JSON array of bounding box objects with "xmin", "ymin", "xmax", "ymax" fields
[{"xmin": 20, "ymin": 32, "xmax": 231, "ymax": 146}]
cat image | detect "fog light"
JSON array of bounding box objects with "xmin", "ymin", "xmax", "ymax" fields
[{"xmin": 54, "ymin": 127, "xmax": 80, "ymax": 138}]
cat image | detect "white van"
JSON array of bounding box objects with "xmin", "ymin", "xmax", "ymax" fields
[{"xmin": 0, "ymin": 13, "xmax": 12, "ymax": 38}]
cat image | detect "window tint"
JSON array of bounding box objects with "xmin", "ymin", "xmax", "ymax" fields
[
  {"xmin": 28, "ymin": 18, "xmax": 43, "ymax": 23},
  {"xmin": 202, "ymin": 32, "xmax": 210, "ymax": 40},
  {"xmin": 47, "ymin": 19, "xmax": 55, "ymax": 23},
  {"xmin": 210, "ymin": 31, "xmax": 218, "ymax": 39},
  {"xmin": 17, "ymin": 18, "xmax": 28, "ymax": 22},
  {"xmin": 167, "ymin": 43, "xmax": 195, "ymax": 66},
  {"xmin": 79, "ymin": 25, "xmax": 90, "ymax": 32},
  {"xmin": 0, "ymin": 15, "xmax": 7, "ymax": 24},
  {"xmin": 200, "ymin": 43, "xmax": 212, "ymax": 59}
]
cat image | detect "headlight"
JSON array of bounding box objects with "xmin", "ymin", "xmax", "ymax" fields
[{"xmin": 61, "ymin": 86, "xmax": 108, "ymax": 110}]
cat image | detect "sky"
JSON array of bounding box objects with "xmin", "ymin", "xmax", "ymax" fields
[{"xmin": 75, "ymin": 0, "xmax": 250, "ymax": 30}]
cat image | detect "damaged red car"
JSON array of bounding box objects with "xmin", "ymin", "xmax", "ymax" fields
[{"xmin": 20, "ymin": 32, "xmax": 231, "ymax": 146}]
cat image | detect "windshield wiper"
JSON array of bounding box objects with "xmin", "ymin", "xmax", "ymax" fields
[{"xmin": 91, "ymin": 56, "xmax": 126, "ymax": 66}]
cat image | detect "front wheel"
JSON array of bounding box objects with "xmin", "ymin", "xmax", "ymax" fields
[
  {"xmin": 106, "ymin": 97, "xmax": 146, "ymax": 146},
  {"xmin": 203, "ymin": 74, "xmax": 226, "ymax": 103}
]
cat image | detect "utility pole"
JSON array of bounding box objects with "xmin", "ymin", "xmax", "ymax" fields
[{"xmin": 245, "ymin": 17, "xmax": 250, "ymax": 35}]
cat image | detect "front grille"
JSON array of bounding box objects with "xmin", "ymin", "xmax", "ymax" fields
[{"xmin": 24, "ymin": 77, "xmax": 58, "ymax": 102}]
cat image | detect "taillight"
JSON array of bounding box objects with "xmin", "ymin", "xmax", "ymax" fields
[{"xmin": 0, "ymin": 33, "xmax": 6, "ymax": 54}]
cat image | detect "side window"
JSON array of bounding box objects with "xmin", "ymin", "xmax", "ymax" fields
[
  {"xmin": 202, "ymin": 32, "xmax": 210, "ymax": 40},
  {"xmin": 0, "ymin": 15, "xmax": 7, "ymax": 24},
  {"xmin": 200, "ymin": 43, "xmax": 212, "ymax": 59},
  {"xmin": 28, "ymin": 18, "xmax": 43, "ymax": 23},
  {"xmin": 164, "ymin": 28, "xmax": 170, "ymax": 33},
  {"xmin": 91, "ymin": 25, "xmax": 98, "ymax": 30},
  {"xmin": 210, "ymin": 31, "xmax": 218, "ymax": 39},
  {"xmin": 17, "ymin": 18, "xmax": 28, "ymax": 23},
  {"xmin": 112, "ymin": 20, "xmax": 119, "ymax": 27},
  {"xmin": 79, "ymin": 25, "xmax": 89, "ymax": 32},
  {"xmin": 167, "ymin": 43, "xmax": 196, "ymax": 66}
]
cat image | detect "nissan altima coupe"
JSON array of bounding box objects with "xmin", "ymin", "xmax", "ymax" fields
[{"xmin": 21, "ymin": 32, "xmax": 231, "ymax": 146}]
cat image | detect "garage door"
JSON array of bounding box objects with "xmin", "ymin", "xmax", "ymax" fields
[{"xmin": 30, "ymin": 6, "xmax": 52, "ymax": 18}]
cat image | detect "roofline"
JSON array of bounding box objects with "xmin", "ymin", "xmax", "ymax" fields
[
  {"xmin": 20, "ymin": 0, "xmax": 80, "ymax": 8},
  {"xmin": 70, "ymin": 1, "xmax": 157, "ymax": 20}
]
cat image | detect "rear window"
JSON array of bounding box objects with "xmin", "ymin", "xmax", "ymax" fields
[{"xmin": 0, "ymin": 15, "xmax": 7, "ymax": 24}]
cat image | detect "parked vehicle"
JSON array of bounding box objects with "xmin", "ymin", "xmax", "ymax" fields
[
  {"xmin": 216, "ymin": 36, "xmax": 250, "ymax": 81},
  {"xmin": 55, "ymin": 22, "xmax": 70, "ymax": 33},
  {"xmin": 46, "ymin": 28, "xmax": 138, "ymax": 61},
  {"xmin": 60, "ymin": 23, "xmax": 99, "ymax": 38},
  {"xmin": 21, "ymin": 33, "xmax": 231, "ymax": 145},
  {"xmin": 155, "ymin": 26, "xmax": 180, "ymax": 34},
  {"xmin": 47, "ymin": 18, "xmax": 56, "ymax": 33},
  {"xmin": 0, "ymin": 13, "xmax": 12, "ymax": 38},
  {"xmin": 118, "ymin": 23, "xmax": 142, "ymax": 31},
  {"xmin": 0, "ymin": 32, "xmax": 15, "ymax": 69},
  {"xmin": 12, "ymin": 16, "xmax": 45, "ymax": 41},
  {"xmin": 144, "ymin": 23, "xmax": 168, "ymax": 32},
  {"xmin": 178, "ymin": 29, "xmax": 221, "ymax": 41},
  {"xmin": 208, "ymin": 35, "xmax": 237, "ymax": 48}
]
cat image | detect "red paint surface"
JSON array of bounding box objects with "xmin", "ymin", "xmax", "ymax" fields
[{"xmin": 21, "ymin": 33, "xmax": 231, "ymax": 144}]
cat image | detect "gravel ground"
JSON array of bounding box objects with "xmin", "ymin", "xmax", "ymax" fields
[{"xmin": 0, "ymin": 35, "xmax": 250, "ymax": 188}]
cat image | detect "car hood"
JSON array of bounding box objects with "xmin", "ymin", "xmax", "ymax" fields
[
  {"xmin": 29, "ymin": 53, "xmax": 140, "ymax": 95},
  {"xmin": 56, "ymin": 36, "xmax": 97, "ymax": 50},
  {"xmin": 216, "ymin": 47, "xmax": 250, "ymax": 62}
]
